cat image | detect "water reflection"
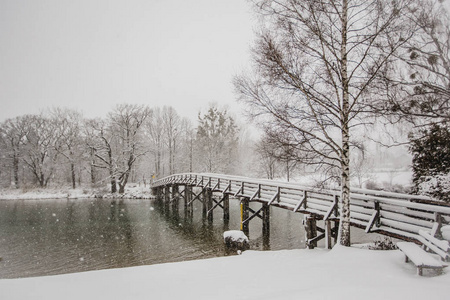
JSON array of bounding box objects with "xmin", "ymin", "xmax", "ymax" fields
[{"xmin": 0, "ymin": 197, "xmax": 379, "ymax": 279}]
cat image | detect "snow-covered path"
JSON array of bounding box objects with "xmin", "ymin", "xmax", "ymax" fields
[{"xmin": 1, "ymin": 246, "xmax": 449, "ymax": 300}]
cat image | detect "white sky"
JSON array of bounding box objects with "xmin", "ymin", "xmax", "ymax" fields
[{"xmin": 0, "ymin": 0, "xmax": 256, "ymax": 122}]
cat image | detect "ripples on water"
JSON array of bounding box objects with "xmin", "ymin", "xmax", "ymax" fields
[{"xmin": 0, "ymin": 197, "xmax": 378, "ymax": 279}]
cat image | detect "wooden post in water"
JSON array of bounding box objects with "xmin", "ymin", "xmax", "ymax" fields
[
  {"xmin": 202, "ymin": 188, "xmax": 207, "ymax": 220},
  {"xmin": 304, "ymin": 215, "xmax": 318, "ymax": 249},
  {"xmin": 172, "ymin": 184, "xmax": 179, "ymax": 215},
  {"xmin": 154, "ymin": 187, "xmax": 161, "ymax": 204},
  {"xmin": 206, "ymin": 189, "xmax": 213, "ymax": 223},
  {"xmin": 223, "ymin": 193, "xmax": 230, "ymax": 222},
  {"xmin": 240, "ymin": 197, "xmax": 250, "ymax": 236},
  {"xmin": 164, "ymin": 185, "xmax": 170, "ymax": 213},
  {"xmin": 184, "ymin": 185, "xmax": 193, "ymax": 219}
]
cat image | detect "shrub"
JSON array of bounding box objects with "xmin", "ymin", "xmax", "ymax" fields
[{"xmin": 368, "ymin": 237, "xmax": 398, "ymax": 250}]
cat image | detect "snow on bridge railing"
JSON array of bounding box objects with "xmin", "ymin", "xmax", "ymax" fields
[{"xmin": 151, "ymin": 173, "xmax": 450, "ymax": 242}]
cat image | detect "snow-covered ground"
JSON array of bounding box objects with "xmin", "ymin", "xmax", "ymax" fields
[
  {"xmin": 1, "ymin": 246, "xmax": 448, "ymax": 300},
  {"xmin": 0, "ymin": 184, "xmax": 154, "ymax": 200}
]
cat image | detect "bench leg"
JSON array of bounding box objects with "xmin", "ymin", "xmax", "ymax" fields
[
  {"xmin": 405, "ymin": 255, "xmax": 409, "ymax": 263},
  {"xmin": 417, "ymin": 267, "xmax": 423, "ymax": 276}
]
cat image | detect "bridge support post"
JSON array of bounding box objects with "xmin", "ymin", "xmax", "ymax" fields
[
  {"xmin": 206, "ymin": 189, "xmax": 213, "ymax": 223},
  {"xmin": 172, "ymin": 184, "xmax": 179, "ymax": 215},
  {"xmin": 223, "ymin": 193, "xmax": 230, "ymax": 223},
  {"xmin": 201, "ymin": 188, "xmax": 207, "ymax": 220},
  {"xmin": 240, "ymin": 198, "xmax": 250, "ymax": 236},
  {"xmin": 154, "ymin": 187, "xmax": 162, "ymax": 204},
  {"xmin": 304, "ymin": 215, "xmax": 318, "ymax": 249},
  {"xmin": 164, "ymin": 186, "xmax": 170, "ymax": 213},
  {"xmin": 184, "ymin": 185, "xmax": 193, "ymax": 219}
]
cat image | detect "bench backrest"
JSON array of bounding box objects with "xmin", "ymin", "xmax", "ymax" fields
[{"xmin": 419, "ymin": 230, "xmax": 450, "ymax": 261}]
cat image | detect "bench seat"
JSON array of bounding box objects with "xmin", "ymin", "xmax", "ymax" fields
[{"xmin": 397, "ymin": 242, "xmax": 447, "ymax": 276}]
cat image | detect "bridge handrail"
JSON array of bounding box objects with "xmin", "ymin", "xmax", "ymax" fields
[{"xmin": 151, "ymin": 173, "xmax": 450, "ymax": 241}]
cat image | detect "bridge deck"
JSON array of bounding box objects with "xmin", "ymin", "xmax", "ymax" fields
[{"xmin": 152, "ymin": 173, "xmax": 450, "ymax": 244}]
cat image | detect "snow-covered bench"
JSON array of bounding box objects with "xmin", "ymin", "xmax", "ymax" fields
[{"xmin": 397, "ymin": 230, "xmax": 449, "ymax": 276}]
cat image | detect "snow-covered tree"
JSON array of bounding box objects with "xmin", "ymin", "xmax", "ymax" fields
[
  {"xmin": 379, "ymin": 0, "xmax": 450, "ymax": 123},
  {"xmin": 0, "ymin": 117, "xmax": 28, "ymax": 188},
  {"xmin": 235, "ymin": 0, "xmax": 417, "ymax": 246},
  {"xmin": 196, "ymin": 105, "xmax": 239, "ymax": 173},
  {"xmin": 51, "ymin": 108, "xmax": 84, "ymax": 189},
  {"xmin": 410, "ymin": 123, "xmax": 450, "ymax": 202},
  {"xmin": 109, "ymin": 104, "xmax": 151, "ymax": 193}
]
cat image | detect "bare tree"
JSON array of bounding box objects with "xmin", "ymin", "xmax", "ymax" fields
[
  {"xmin": 350, "ymin": 143, "xmax": 375, "ymax": 188},
  {"xmin": 84, "ymin": 118, "xmax": 118, "ymax": 193},
  {"xmin": 177, "ymin": 117, "xmax": 195, "ymax": 173},
  {"xmin": 51, "ymin": 108, "xmax": 84, "ymax": 189},
  {"xmin": 162, "ymin": 106, "xmax": 181, "ymax": 175},
  {"xmin": 21, "ymin": 114, "xmax": 62, "ymax": 187},
  {"xmin": 254, "ymin": 136, "xmax": 279, "ymax": 180},
  {"xmin": 235, "ymin": 0, "xmax": 416, "ymax": 246},
  {"xmin": 0, "ymin": 117, "xmax": 28, "ymax": 188},
  {"xmin": 145, "ymin": 107, "xmax": 165, "ymax": 178},
  {"xmin": 109, "ymin": 104, "xmax": 151, "ymax": 193},
  {"xmin": 196, "ymin": 105, "xmax": 239, "ymax": 173},
  {"xmin": 379, "ymin": 0, "xmax": 450, "ymax": 122}
]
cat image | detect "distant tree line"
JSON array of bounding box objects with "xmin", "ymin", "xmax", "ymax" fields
[{"xmin": 0, "ymin": 104, "xmax": 242, "ymax": 193}]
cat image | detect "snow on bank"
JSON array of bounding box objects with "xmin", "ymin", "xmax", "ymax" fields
[
  {"xmin": 0, "ymin": 184, "xmax": 154, "ymax": 200},
  {"xmin": 0, "ymin": 188, "xmax": 94, "ymax": 200},
  {"xmin": 1, "ymin": 246, "xmax": 449, "ymax": 300}
]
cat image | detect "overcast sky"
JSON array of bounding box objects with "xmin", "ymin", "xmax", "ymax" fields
[{"xmin": 0, "ymin": 0, "xmax": 256, "ymax": 122}]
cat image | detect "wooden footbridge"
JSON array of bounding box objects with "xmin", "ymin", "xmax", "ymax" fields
[{"xmin": 151, "ymin": 173, "xmax": 450, "ymax": 250}]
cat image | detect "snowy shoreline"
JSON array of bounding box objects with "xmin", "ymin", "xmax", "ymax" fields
[
  {"xmin": 1, "ymin": 246, "xmax": 449, "ymax": 300},
  {"xmin": 0, "ymin": 184, "xmax": 154, "ymax": 201}
]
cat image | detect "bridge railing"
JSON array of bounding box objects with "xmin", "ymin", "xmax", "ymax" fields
[{"xmin": 152, "ymin": 173, "xmax": 450, "ymax": 243}]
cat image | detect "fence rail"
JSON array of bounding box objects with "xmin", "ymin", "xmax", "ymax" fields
[{"xmin": 152, "ymin": 173, "xmax": 450, "ymax": 243}]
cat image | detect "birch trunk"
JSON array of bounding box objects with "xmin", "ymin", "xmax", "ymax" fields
[{"xmin": 339, "ymin": 0, "xmax": 351, "ymax": 246}]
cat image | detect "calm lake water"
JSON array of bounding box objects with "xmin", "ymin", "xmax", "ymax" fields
[{"xmin": 0, "ymin": 197, "xmax": 378, "ymax": 279}]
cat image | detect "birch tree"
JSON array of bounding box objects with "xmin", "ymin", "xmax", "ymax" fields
[{"xmin": 235, "ymin": 0, "xmax": 416, "ymax": 246}]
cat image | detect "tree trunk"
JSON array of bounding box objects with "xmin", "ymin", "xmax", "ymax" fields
[
  {"xmin": 39, "ymin": 170, "xmax": 45, "ymax": 187},
  {"xmin": 110, "ymin": 176, "xmax": 117, "ymax": 193},
  {"xmin": 118, "ymin": 183, "xmax": 125, "ymax": 194},
  {"xmin": 169, "ymin": 139, "xmax": 173, "ymax": 175},
  {"xmin": 91, "ymin": 163, "xmax": 95, "ymax": 186},
  {"xmin": 189, "ymin": 138, "xmax": 193, "ymax": 172},
  {"xmin": 71, "ymin": 162, "xmax": 76, "ymax": 189},
  {"xmin": 13, "ymin": 153, "xmax": 19, "ymax": 188},
  {"xmin": 286, "ymin": 159, "xmax": 290, "ymax": 182},
  {"xmin": 339, "ymin": 0, "xmax": 351, "ymax": 247},
  {"xmin": 118, "ymin": 171, "xmax": 130, "ymax": 194},
  {"xmin": 110, "ymin": 162, "xmax": 117, "ymax": 193},
  {"xmin": 340, "ymin": 129, "xmax": 351, "ymax": 246},
  {"xmin": 157, "ymin": 149, "xmax": 161, "ymax": 176}
]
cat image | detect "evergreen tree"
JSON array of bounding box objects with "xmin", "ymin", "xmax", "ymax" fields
[{"xmin": 410, "ymin": 123, "xmax": 450, "ymax": 201}]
